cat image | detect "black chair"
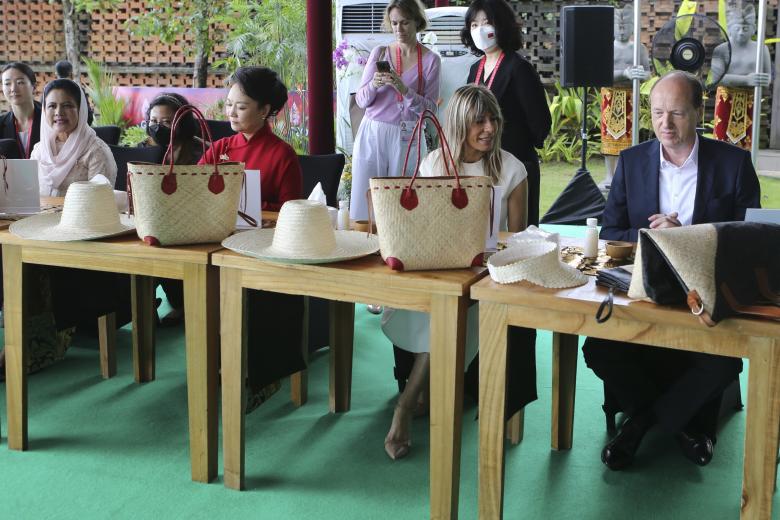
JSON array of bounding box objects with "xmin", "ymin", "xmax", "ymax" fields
[
  {"xmin": 109, "ymin": 145, "xmax": 164, "ymax": 192},
  {"xmin": 0, "ymin": 138, "xmax": 22, "ymax": 159},
  {"xmin": 94, "ymin": 125, "xmax": 122, "ymax": 146},
  {"xmin": 295, "ymin": 153, "xmax": 346, "ymax": 353},
  {"xmin": 205, "ymin": 119, "xmax": 235, "ymax": 141},
  {"xmin": 298, "ymin": 153, "xmax": 345, "ymax": 208}
]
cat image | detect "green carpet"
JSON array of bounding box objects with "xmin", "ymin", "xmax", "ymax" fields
[{"xmin": 1, "ymin": 271, "xmax": 779, "ymax": 518}]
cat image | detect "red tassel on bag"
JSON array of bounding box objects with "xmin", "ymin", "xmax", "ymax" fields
[
  {"xmin": 161, "ymin": 174, "xmax": 177, "ymax": 194},
  {"xmin": 208, "ymin": 174, "xmax": 225, "ymax": 194},
  {"xmin": 400, "ymin": 187, "xmax": 418, "ymax": 210},
  {"xmin": 452, "ymin": 187, "xmax": 468, "ymax": 209}
]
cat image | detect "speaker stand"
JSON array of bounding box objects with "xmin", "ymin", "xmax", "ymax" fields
[{"xmin": 576, "ymin": 86, "xmax": 591, "ymax": 181}]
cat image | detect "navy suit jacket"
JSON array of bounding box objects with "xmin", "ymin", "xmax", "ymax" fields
[{"xmin": 600, "ymin": 137, "xmax": 761, "ymax": 242}]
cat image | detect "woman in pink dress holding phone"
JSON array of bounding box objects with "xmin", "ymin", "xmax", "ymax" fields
[{"xmin": 349, "ymin": 0, "xmax": 440, "ymax": 220}]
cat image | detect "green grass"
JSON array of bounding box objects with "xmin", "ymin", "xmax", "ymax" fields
[{"xmin": 539, "ymin": 160, "xmax": 780, "ymax": 217}]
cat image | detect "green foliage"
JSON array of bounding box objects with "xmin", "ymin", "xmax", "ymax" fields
[
  {"xmin": 124, "ymin": 0, "xmax": 229, "ymax": 52},
  {"xmin": 215, "ymin": 0, "xmax": 308, "ymax": 152},
  {"xmin": 336, "ymin": 145, "xmax": 352, "ymax": 202},
  {"xmin": 539, "ymin": 83, "xmax": 600, "ymax": 164},
  {"xmin": 69, "ymin": 0, "xmax": 116, "ymax": 11},
  {"xmin": 82, "ymin": 57, "xmax": 127, "ymax": 129},
  {"xmin": 271, "ymin": 86, "xmax": 308, "ymax": 154},
  {"xmin": 120, "ymin": 125, "xmax": 149, "ymax": 147},
  {"xmin": 202, "ymin": 98, "xmax": 227, "ymax": 121},
  {"xmin": 216, "ymin": 0, "xmax": 308, "ymax": 89}
]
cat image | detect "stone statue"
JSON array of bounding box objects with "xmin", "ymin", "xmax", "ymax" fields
[
  {"xmin": 601, "ymin": 5, "xmax": 651, "ymax": 186},
  {"xmin": 711, "ymin": 2, "xmax": 772, "ymax": 150}
]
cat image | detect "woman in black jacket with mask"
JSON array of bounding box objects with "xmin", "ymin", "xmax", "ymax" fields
[
  {"xmin": 142, "ymin": 92, "xmax": 204, "ymax": 164},
  {"xmin": 142, "ymin": 92, "xmax": 206, "ymax": 325}
]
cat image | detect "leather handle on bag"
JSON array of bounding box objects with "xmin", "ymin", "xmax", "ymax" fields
[
  {"xmin": 686, "ymin": 290, "xmax": 717, "ymax": 327},
  {"xmin": 398, "ymin": 109, "xmax": 468, "ymax": 210},
  {"xmin": 164, "ymin": 105, "xmax": 227, "ymax": 195},
  {"xmin": 720, "ymin": 282, "xmax": 780, "ymax": 321},
  {"xmin": 168, "ymin": 104, "xmax": 214, "ymax": 171},
  {"xmin": 755, "ymin": 268, "xmax": 780, "ymax": 304}
]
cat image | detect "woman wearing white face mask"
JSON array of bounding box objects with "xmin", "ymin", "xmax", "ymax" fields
[
  {"xmin": 461, "ymin": 0, "xmax": 550, "ymax": 227},
  {"xmin": 349, "ymin": 0, "xmax": 441, "ymax": 220}
]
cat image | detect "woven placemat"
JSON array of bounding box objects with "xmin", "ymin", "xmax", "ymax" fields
[{"xmin": 560, "ymin": 245, "xmax": 633, "ymax": 276}]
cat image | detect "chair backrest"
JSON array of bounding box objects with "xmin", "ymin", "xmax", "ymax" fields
[
  {"xmin": 0, "ymin": 138, "xmax": 22, "ymax": 159},
  {"xmin": 109, "ymin": 144, "xmax": 164, "ymax": 191},
  {"xmin": 205, "ymin": 119, "xmax": 235, "ymax": 142},
  {"xmin": 93, "ymin": 125, "xmax": 122, "ymax": 146},
  {"xmin": 298, "ymin": 153, "xmax": 345, "ymax": 208}
]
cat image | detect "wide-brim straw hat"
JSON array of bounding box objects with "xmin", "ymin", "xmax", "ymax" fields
[
  {"xmin": 488, "ymin": 239, "xmax": 587, "ymax": 288},
  {"xmin": 222, "ymin": 199, "xmax": 379, "ymax": 264},
  {"xmin": 10, "ymin": 181, "xmax": 134, "ymax": 241}
]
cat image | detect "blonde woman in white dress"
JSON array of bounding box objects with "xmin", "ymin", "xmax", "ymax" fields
[{"xmin": 382, "ymin": 84, "xmax": 535, "ymax": 459}]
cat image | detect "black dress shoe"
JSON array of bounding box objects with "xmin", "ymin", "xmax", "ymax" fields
[
  {"xmin": 675, "ymin": 430, "xmax": 713, "ymax": 466},
  {"xmin": 601, "ymin": 413, "xmax": 653, "ymax": 471}
]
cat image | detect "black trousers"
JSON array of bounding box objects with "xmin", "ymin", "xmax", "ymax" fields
[
  {"xmin": 395, "ymin": 326, "xmax": 538, "ymax": 419},
  {"xmin": 159, "ymin": 278, "xmax": 184, "ymax": 310},
  {"xmin": 245, "ymin": 290, "xmax": 306, "ymax": 390},
  {"xmin": 522, "ymin": 160, "xmax": 541, "ymax": 227},
  {"xmin": 582, "ymin": 337, "xmax": 742, "ymax": 437}
]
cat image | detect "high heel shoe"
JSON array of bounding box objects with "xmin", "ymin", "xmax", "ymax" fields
[{"xmin": 384, "ymin": 404, "xmax": 414, "ymax": 460}]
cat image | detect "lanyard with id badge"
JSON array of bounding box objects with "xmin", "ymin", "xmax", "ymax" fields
[{"xmin": 395, "ymin": 43, "xmax": 424, "ymax": 147}]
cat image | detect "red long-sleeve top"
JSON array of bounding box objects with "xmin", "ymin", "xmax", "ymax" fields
[{"xmin": 199, "ymin": 123, "xmax": 302, "ymax": 211}]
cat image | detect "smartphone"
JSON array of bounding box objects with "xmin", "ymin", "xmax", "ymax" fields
[{"xmin": 375, "ymin": 60, "xmax": 391, "ymax": 73}]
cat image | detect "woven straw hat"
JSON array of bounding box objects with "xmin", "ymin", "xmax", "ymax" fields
[
  {"xmin": 488, "ymin": 240, "xmax": 587, "ymax": 288},
  {"xmin": 10, "ymin": 181, "xmax": 134, "ymax": 241},
  {"xmin": 222, "ymin": 199, "xmax": 379, "ymax": 264}
]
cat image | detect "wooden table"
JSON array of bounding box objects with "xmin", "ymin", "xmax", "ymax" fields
[
  {"xmin": 471, "ymin": 276, "xmax": 780, "ymax": 520},
  {"xmin": 0, "ymin": 230, "xmax": 223, "ymax": 483},
  {"xmin": 212, "ymin": 249, "xmax": 487, "ymax": 519}
]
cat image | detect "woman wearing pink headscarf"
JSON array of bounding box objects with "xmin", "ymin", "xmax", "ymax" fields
[{"xmin": 31, "ymin": 79, "xmax": 116, "ymax": 195}]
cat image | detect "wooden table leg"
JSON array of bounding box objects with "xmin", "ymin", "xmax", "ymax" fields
[
  {"xmin": 429, "ymin": 294, "xmax": 468, "ymax": 520},
  {"xmin": 183, "ymin": 264, "xmax": 219, "ymax": 483},
  {"xmin": 329, "ymin": 300, "xmax": 354, "ymax": 413},
  {"xmin": 741, "ymin": 337, "xmax": 780, "ymax": 519},
  {"xmin": 478, "ymin": 302, "xmax": 508, "ymax": 520},
  {"xmin": 3, "ymin": 245, "xmax": 28, "ymax": 450},
  {"xmin": 130, "ymin": 274, "xmax": 156, "ymax": 382},
  {"xmin": 551, "ymin": 332, "xmax": 578, "ymax": 450},
  {"xmin": 221, "ymin": 267, "xmax": 247, "ymax": 490},
  {"xmin": 98, "ymin": 312, "xmax": 117, "ymax": 379},
  {"xmin": 291, "ymin": 296, "xmax": 309, "ymax": 407}
]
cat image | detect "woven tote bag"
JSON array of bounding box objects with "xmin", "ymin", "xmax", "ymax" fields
[
  {"xmin": 369, "ymin": 109, "xmax": 492, "ymax": 271},
  {"xmin": 128, "ymin": 105, "xmax": 245, "ymax": 246}
]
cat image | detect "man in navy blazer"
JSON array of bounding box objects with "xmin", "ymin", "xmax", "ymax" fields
[{"xmin": 583, "ymin": 71, "xmax": 761, "ymax": 471}]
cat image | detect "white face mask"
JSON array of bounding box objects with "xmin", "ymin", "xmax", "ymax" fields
[{"xmin": 470, "ymin": 25, "xmax": 497, "ymax": 51}]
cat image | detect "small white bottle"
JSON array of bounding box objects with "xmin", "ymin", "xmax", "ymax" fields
[
  {"xmin": 338, "ymin": 200, "xmax": 350, "ymax": 231},
  {"xmin": 584, "ymin": 217, "xmax": 599, "ymax": 258}
]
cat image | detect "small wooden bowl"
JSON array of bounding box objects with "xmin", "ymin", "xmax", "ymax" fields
[
  {"xmin": 351, "ymin": 220, "xmax": 377, "ymax": 233},
  {"xmin": 605, "ymin": 240, "xmax": 634, "ymax": 260}
]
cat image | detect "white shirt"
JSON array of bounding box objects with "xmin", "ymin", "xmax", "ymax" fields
[
  {"xmin": 658, "ymin": 136, "xmax": 699, "ymax": 226},
  {"xmin": 418, "ymin": 148, "xmax": 527, "ymax": 231}
]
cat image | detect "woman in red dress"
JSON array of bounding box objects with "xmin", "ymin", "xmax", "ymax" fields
[{"xmin": 201, "ymin": 67, "xmax": 304, "ymax": 412}]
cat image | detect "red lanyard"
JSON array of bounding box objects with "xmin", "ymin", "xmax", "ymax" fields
[
  {"xmin": 14, "ymin": 116, "xmax": 34, "ymax": 159},
  {"xmin": 395, "ymin": 43, "xmax": 424, "ymax": 103},
  {"xmin": 474, "ymin": 51, "xmax": 505, "ymax": 91}
]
